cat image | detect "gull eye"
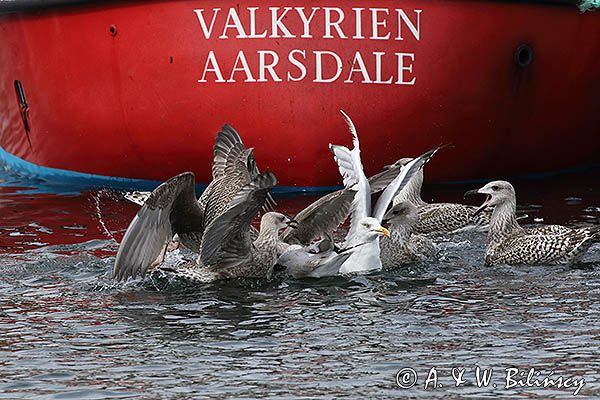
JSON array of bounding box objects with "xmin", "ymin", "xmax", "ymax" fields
[{"xmin": 491, "ymin": 185, "xmax": 499, "ymax": 191}]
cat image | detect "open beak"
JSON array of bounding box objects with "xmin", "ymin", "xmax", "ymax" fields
[
  {"xmin": 464, "ymin": 188, "xmax": 491, "ymax": 217},
  {"xmin": 473, "ymin": 194, "xmax": 492, "ymax": 216},
  {"xmin": 376, "ymin": 227, "xmax": 390, "ymax": 238}
]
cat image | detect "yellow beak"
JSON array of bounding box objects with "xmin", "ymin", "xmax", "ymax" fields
[{"xmin": 377, "ymin": 227, "xmax": 390, "ymax": 237}]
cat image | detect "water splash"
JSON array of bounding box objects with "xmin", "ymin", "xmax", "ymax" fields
[{"xmin": 91, "ymin": 189, "xmax": 120, "ymax": 245}]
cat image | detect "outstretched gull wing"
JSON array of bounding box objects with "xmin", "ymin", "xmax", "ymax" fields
[
  {"xmin": 221, "ymin": 124, "xmax": 276, "ymax": 211},
  {"xmin": 113, "ymin": 172, "xmax": 203, "ymax": 281},
  {"xmin": 372, "ymin": 146, "xmax": 442, "ymax": 222},
  {"xmin": 368, "ymin": 159, "xmax": 410, "ymax": 192},
  {"xmin": 200, "ymin": 172, "xmax": 277, "ymax": 267},
  {"xmin": 199, "ymin": 125, "xmax": 248, "ymax": 214},
  {"xmin": 331, "ymin": 111, "xmax": 371, "ymax": 246},
  {"xmin": 281, "ymin": 157, "xmax": 411, "ymax": 245},
  {"xmin": 282, "ymin": 189, "xmax": 355, "ymax": 245},
  {"xmin": 205, "ymin": 124, "xmax": 276, "ymax": 212},
  {"xmin": 211, "ymin": 124, "xmax": 245, "ymax": 180},
  {"xmin": 202, "ymin": 147, "xmax": 255, "ymax": 229}
]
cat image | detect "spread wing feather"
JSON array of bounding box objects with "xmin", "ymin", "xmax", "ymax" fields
[
  {"xmin": 367, "ymin": 160, "xmax": 407, "ymax": 193},
  {"xmin": 281, "ymin": 158, "xmax": 410, "ymax": 245},
  {"xmin": 200, "ymin": 172, "xmax": 277, "ymax": 267},
  {"xmin": 222, "ymin": 124, "xmax": 276, "ymax": 211},
  {"xmin": 282, "ymin": 190, "xmax": 354, "ymax": 245},
  {"xmin": 212, "ymin": 124, "xmax": 244, "ymax": 180},
  {"xmin": 329, "ymin": 144, "xmax": 360, "ymax": 189},
  {"xmin": 373, "ymin": 146, "xmax": 442, "ymax": 222},
  {"xmin": 331, "ymin": 111, "xmax": 371, "ymax": 246},
  {"xmin": 209, "ymin": 124, "xmax": 276, "ymax": 212},
  {"xmin": 113, "ymin": 172, "xmax": 202, "ymax": 281}
]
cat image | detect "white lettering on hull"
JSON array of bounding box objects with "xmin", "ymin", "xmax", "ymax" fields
[{"xmin": 194, "ymin": 6, "xmax": 421, "ymax": 85}]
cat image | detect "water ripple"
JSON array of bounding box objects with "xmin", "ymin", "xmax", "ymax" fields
[{"xmin": 0, "ymin": 171, "xmax": 599, "ymax": 398}]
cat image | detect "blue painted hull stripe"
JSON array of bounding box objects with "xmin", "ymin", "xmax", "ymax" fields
[
  {"xmin": 0, "ymin": 146, "xmax": 340, "ymax": 194},
  {"xmin": 2, "ymin": 146, "xmax": 597, "ymax": 193}
]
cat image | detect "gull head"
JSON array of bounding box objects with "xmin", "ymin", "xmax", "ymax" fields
[
  {"xmin": 382, "ymin": 201, "xmax": 418, "ymax": 227},
  {"xmin": 262, "ymin": 212, "xmax": 298, "ymax": 231},
  {"xmin": 356, "ymin": 217, "xmax": 390, "ymax": 241},
  {"xmin": 465, "ymin": 180, "xmax": 516, "ymax": 216}
]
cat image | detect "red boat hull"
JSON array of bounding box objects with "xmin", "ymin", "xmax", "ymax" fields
[{"xmin": 0, "ymin": 1, "xmax": 599, "ymax": 189}]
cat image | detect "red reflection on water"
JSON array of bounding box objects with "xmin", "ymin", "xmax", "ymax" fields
[
  {"xmin": 0, "ymin": 170, "xmax": 597, "ymax": 256},
  {"xmin": 0, "ymin": 185, "xmax": 137, "ymax": 255}
]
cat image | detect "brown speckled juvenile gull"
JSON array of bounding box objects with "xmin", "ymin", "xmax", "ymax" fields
[
  {"xmin": 467, "ymin": 180, "xmax": 599, "ymax": 266},
  {"xmin": 113, "ymin": 171, "xmax": 290, "ymax": 282},
  {"xmin": 380, "ymin": 201, "xmax": 436, "ymax": 268},
  {"xmin": 201, "ymin": 124, "xmax": 275, "ymax": 229},
  {"xmin": 393, "ymin": 159, "xmax": 491, "ymax": 235},
  {"xmin": 121, "ymin": 124, "xmax": 271, "ymax": 254}
]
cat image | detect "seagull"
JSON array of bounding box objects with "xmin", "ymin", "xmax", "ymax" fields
[
  {"xmin": 201, "ymin": 125, "xmax": 276, "ymax": 229},
  {"xmin": 327, "ymin": 111, "xmax": 439, "ymax": 274},
  {"xmin": 121, "ymin": 124, "xmax": 273, "ymax": 254},
  {"xmin": 277, "ymin": 236, "xmax": 360, "ymax": 278},
  {"xmin": 466, "ymin": 180, "xmax": 599, "ymax": 266},
  {"xmin": 380, "ymin": 201, "xmax": 436, "ymax": 268},
  {"xmin": 113, "ymin": 171, "xmax": 295, "ymax": 282},
  {"xmin": 112, "ymin": 125, "xmax": 290, "ymax": 282},
  {"xmin": 281, "ymin": 157, "xmax": 417, "ymax": 246},
  {"xmin": 392, "ymin": 158, "xmax": 491, "ymax": 235}
]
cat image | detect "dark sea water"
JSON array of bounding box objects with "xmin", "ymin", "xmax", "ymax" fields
[{"xmin": 0, "ymin": 169, "xmax": 599, "ymax": 399}]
